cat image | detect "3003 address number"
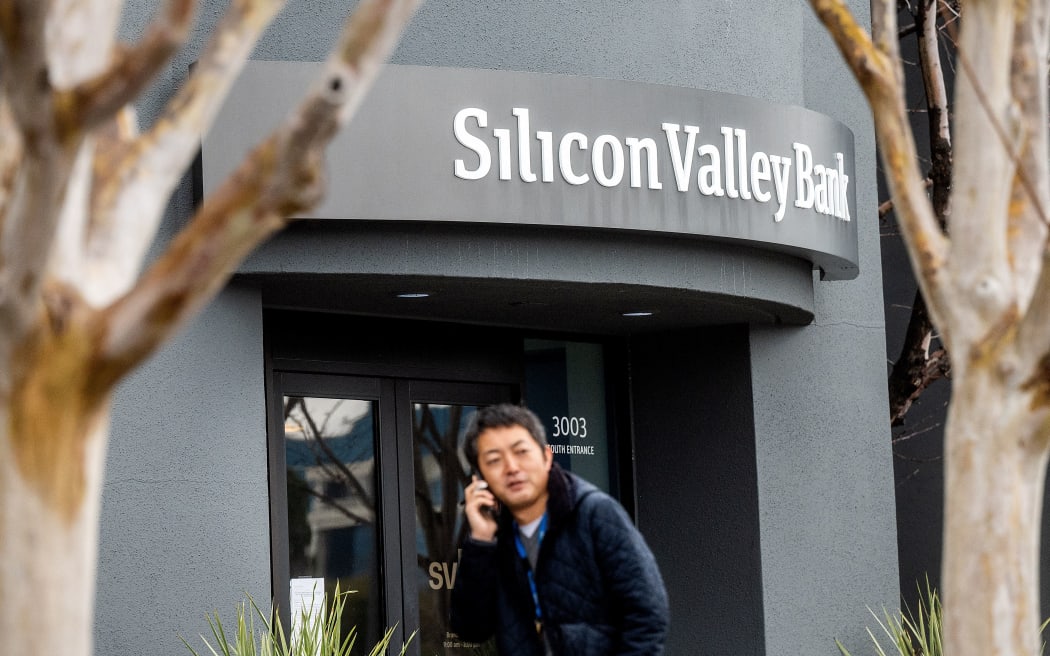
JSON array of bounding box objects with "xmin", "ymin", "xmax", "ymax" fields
[{"xmin": 551, "ymin": 416, "xmax": 587, "ymax": 438}]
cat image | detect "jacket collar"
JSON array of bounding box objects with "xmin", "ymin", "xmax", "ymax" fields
[
  {"xmin": 498, "ymin": 462, "xmax": 596, "ymax": 532},
  {"xmin": 546, "ymin": 462, "xmax": 575, "ymax": 525}
]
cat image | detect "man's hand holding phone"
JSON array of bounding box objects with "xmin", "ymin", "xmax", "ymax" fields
[{"xmin": 464, "ymin": 475, "xmax": 500, "ymax": 542}]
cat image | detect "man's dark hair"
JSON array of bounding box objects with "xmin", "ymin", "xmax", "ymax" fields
[{"xmin": 463, "ymin": 403, "xmax": 548, "ymax": 471}]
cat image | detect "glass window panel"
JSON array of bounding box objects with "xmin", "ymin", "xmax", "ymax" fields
[
  {"xmin": 524, "ymin": 339, "xmax": 611, "ymax": 493},
  {"xmin": 411, "ymin": 402, "xmax": 488, "ymax": 655},
  {"xmin": 283, "ymin": 396, "xmax": 381, "ymax": 649}
]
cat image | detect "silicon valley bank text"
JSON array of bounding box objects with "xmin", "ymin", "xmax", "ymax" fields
[{"xmin": 453, "ymin": 107, "xmax": 850, "ymax": 224}]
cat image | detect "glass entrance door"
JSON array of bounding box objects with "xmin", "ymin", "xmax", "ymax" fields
[
  {"xmin": 283, "ymin": 394, "xmax": 382, "ymax": 642},
  {"xmin": 395, "ymin": 381, "xmax": 512, "ymax": 656},
  {"xmin": 271, "ymin": 374, "xmax": 514, "ymax": 656}
]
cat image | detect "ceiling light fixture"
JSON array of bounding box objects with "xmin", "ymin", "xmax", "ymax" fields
[
  {"xmin": 622, "ymin": 311, "xmax": 654, "ymax": 317},
  {"xmin": 396, "ymin": 292, "xmax": 431, "ymax": 299}
]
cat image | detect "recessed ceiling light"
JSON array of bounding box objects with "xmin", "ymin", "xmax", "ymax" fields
[
  {"xmin": 396, "ymin": 292, "xmax": 431, "ymax": 299},
  {"xmin": 622, "ymin": 311, "xmax": 654, "ymax": 317}
]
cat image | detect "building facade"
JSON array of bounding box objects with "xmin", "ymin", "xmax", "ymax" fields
[{"xmin": 96, "ymin": 2, "xmax": 898, "ymax": 655}]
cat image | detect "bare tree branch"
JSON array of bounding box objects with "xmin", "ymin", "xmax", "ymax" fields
[
  {"xmin": 95, "ymin": 0, "xmax": 422, "ymax": 387},
  {"xmin": 945, "ymin": 3, "xmax": 1018, "ymax": 352},
  {"xmin": 416, "ymin": 401, "xmax": 446, "ymax": 457},
  {"xmin": 879, "ymin": 177, "xmax": 933, "ymax": 218},
  {"xmin": 889, "ymin": 289, "xmax": 951, "ymax": 425},
  {"xmin": 295, "ymin": 398, "xmax": 374, "ymax": 510},
  {"xmin": 0, "ymin": 1, "xmax": 80, "ymax": 340},
  {"xmin": 45, "ymin": 0, "xmax": 124, "ymax": 88},
  {"xmin": 937, "ymin": 0, "xmax": 961, "ymax": 44},
  {"xmin": 1017, "ymin": 254, "xmax": 1050, "ymax": 382},
  {"xmin": 54, "ymin": 0, "xmax": 195, "ymax": 135},
  {"xmin": 869, "ymin": 0, "xmax": 901, "ymax": 57},
  {"xmin": 885, "ymin": 1, "xmax": 955, "ymax": 431},
  {"xmin": 810, "ymin": 0, "xmax": 951, "ymax": 337},
  {"xmin": 290, "ymin": 477, "xmax": 372, "ymax": 526},
  {"xmin": 83, "ymin": 0, "xmax": 287, "ymax": 308},
  {"xmin": 0, "ymin": 99, "xmax": 23, "ymax": 245},
  {"xmin": 1006, "ymin": 0, "xmax": 1050, "ymax": 312},
  {"xmin": 811, "ymin": 0, "xmax": 894, "ymax": 85},
  {"xmin": 919, "ymin": 0, "xmax": 951, "ymax": 228},
  {"xmin": 0, "ymin": 0, "xmax": 54, "ymax": 200}
]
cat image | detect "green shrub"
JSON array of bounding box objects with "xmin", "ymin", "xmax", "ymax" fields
[
  {"xmin": 836, "ymin": 577, "xmax": 1047, "ymax": 656},
  {"xmin": 180, "ymin": 585, "xmax": 414, "ymax": 656},
  {"xmin": 836, "ymin": 578, "xmax": 941, "ymax": 656}
]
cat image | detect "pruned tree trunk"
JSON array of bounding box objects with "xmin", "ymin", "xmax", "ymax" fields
[
  {"xmin": 2, "ymin": 412, "xmax": 110, "ymax": 653},
  {"xmin": 810, "ymin": 0, "xmax": 1050, "ymax": 654},
  {"xmin": 942, "ymin": 366, "xmax": 1049, "ymax": 655},
  {"xmin": 0, "ymin": 2, "xmax": 422, "ymax": 655}
]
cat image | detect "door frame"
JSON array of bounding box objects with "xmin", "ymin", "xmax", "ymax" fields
[
  {"xmin": 393, "ymin": 379, "xmax": 515, "ymax": 653},
  {"xmin": 267, "ymin": 370, "xmax": 516, "ymax": 652},
  {"xmin": 263, "ymin": 311, "xmax": 635, "ymax": 652},
  {"xmin": 267, "ymin": 373, "xmax": 395, "ymax": 646}
]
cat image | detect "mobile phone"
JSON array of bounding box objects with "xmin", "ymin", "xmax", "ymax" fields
[{"xmin": 472, "ymin": 470, "xmax": 500, "ymax": 520}]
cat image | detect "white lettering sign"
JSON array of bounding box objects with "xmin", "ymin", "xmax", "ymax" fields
[
  {"xmin": 548, "ymin": 443, "xmax": 597, "ymax": 455},
  {"xmin": 452, "ymin": 107, "xmax": 851, "ymax": 223}
]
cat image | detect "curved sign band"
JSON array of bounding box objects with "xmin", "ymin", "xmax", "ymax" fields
[{"xmin": 202, "ymin": 63, "xmax": 859, "ymax": 280}]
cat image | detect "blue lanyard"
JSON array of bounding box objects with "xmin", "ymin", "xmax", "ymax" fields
[{"xmin": 513, "ymin": 513, "xmax": 548, "ymax": 634}]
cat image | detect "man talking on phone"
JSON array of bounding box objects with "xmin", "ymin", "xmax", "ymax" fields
[{"xmin": 450, "ymin": 404, "xmax": 669, "ymax": 656}]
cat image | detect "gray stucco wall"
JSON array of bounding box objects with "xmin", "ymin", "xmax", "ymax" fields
[
  {"xmin": 97, "ymin": 283, "xmax": 268, "ymax": 654},
  {"xmin": 98, "ymin": 1, "xmax": 897, "ymax": 654},
  {"xmin": 748, "ymin": 5, "xmax": 900, "ymax": 655}
]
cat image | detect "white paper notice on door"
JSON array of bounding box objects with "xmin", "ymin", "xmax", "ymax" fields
[{"xmin": 290, "ymin": 577, "xmax": 325, "ymax": 656}]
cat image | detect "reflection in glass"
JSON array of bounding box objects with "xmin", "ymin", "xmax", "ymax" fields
[
  {"xmin": 412, "ymin": 402, "xmax": 483, "ymax": 656},
  {"xmin": 283, "ymin": 396, "xmax": 381, "ymax": 649}
]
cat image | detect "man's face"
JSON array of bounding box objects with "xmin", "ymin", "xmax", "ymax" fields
[{"xmin": 476, "ymin": 424, "xmax": 553, "ymax": 519}]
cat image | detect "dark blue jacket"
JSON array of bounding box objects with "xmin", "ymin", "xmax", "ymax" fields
[{"xmin": 450, "ymin": 464, "xmax": 669, "ymax": 655}]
